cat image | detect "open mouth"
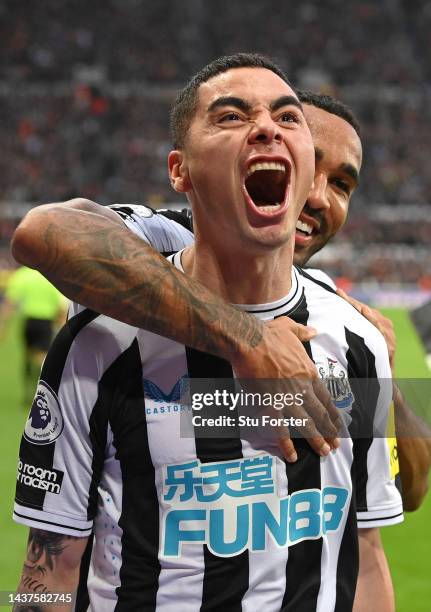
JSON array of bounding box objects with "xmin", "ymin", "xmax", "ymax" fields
[
  {"xmin": 244, "ymin": 161, "xmax": 289, "ymax": 213},
  {"xmin": 295, "ymin": 219, "xmax": 313, "ymax": 237}
]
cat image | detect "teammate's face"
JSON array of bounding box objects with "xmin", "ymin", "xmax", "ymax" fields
[
  {"xmin": 169, "ymin": 67, "xmax": 315, "ymax": 255},
  {"xmin": 293, "ymin": 105, "xmax": 362, "ymax": 266}
]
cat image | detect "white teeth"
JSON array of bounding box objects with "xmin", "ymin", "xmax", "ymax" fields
[
  {"xmin": 246, "ymin": 161, "xmax": 286, "ymax": 177},
  {"xmin": 258, "ymin": 203, "xmax": 282, "ymax": 213},
  {"xmin": 296, "ymin": 220, "xmax": 313, "ymax": 235}
]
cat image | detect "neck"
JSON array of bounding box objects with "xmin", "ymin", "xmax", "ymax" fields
[{"xmin": 181, "ymin": 240, "xmax": 294, "ymax": 304}]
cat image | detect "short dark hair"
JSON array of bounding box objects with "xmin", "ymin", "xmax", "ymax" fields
[
  {"xmin": 170, "ymin": 53, "xmax": 292, "ymax": 148},
  {"xmin": 297, "ymin": 90, "xmax": 361, "ymax": 137}
]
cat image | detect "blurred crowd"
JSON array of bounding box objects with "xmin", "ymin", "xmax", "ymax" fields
[
  {"xmin": 0, "ymin": 0, "xmax": 430, "ymax": 284},
  {"xmin": 2, "ymin": 0, "xmax": 429, "ymax": 86}
]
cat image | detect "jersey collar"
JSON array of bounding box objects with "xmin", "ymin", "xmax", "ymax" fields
[{"xmin": 169, "ymin": 251, "xmax": 304, "ymax": 321}]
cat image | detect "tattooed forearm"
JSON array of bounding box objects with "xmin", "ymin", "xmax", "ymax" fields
[
  {"xmin": 12, "ymin": 203, "xmax": 263, "ymax": 360},
  {"xmin": 26, "ymin": 529, "xmax": 72, "ymax": 572},
  {"xmin": 14, "ymin": 528, "xmax": 86, "ymax": 611}
]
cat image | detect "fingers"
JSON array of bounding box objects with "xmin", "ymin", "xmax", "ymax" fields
[
  {"xmin": 312, "ymin": 378, "xmax": 343, "ymax": 434},
  {"xmin": 336, "ymin": 288, "xmax": 364, "ymax": 315},
  {"xmin": 298, "ymin": 390, "xmax": 340, "ymax": 450},
  {"xmin": 275, "ymin": 419, "xmax": 335, "ymax": 462},
  {"xmin": 336, "ymin": 288, "xmax": 350, "ymax": 302},
  {"xmin": 277, "ymin": 428, "xmax": 298, "ymax": 463},
  {"xmin": 289, "ymin": 322, "xmax": 317, "ymax": 342},
  {"xmin": 277, "ymin": 428, "xmax": 332, "ymax": 462},
  {"xmin": 273, "ymin": 382, "xmax": 341, "ymax": 461}
]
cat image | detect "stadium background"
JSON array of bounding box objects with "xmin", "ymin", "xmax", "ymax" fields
[{"xmin": 0, "ymin": 0, "xmax": 430, "ymax": 609}]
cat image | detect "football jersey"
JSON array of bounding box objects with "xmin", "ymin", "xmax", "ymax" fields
[
  {"xmin": 110, "ymin": 204, "xmax": 194, "ymax": 252},
  {"xmin": 14, "ymin": 249, "xmax": 402, "ymax": 612},
  {"xmin": 302, "ymin": 268, "xmax": 337, "ymax": 291}
]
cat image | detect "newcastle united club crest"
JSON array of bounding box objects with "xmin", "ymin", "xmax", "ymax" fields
[{"xmin": 317, "ymin": 358, "xmax": 355, "ymax": 411}]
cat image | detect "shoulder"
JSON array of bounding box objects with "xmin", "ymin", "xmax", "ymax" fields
[
  {"xmin": 60, "ymin": 309, "xmax": 139, "ymax": 375},
  {"xmin": 299, "ymin": 271, "xmax": 389, "ymax": 375},
  {"xmin": 297, "ymin": 266, "xmax": 337, "ymax": 292},
  {"xmin": 107, "ymin": 204, "xmax": 194, "ymax": 252}
]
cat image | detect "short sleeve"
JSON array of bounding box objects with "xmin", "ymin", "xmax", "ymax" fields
[
  {"xmin": 13, "ymin": 310, "xmax": 135, "ymax": 537},
  {"xmin": 108, "ymin": 204, "xmax": 194, "ymax": 252},
  {"xmin": 355, "ymin": 340, "xmax": 403, "ymax": 528}
]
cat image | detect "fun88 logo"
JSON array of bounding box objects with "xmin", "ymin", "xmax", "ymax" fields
[{"xmin": 160, "ymin": 454, "xmax": 349, "ymax": 558}]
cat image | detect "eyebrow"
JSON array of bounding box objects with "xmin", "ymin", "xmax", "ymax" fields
[
  {"xmin": 315, "ymin": 147, "xmax": 360, "ymax": 186},
  {"xmin": 270, "ymin": 95, "xmax": 303, "ymax": 113},
  {"xmin": 341, "ymin": 163, "xmax": 360, "ymax": 185},
  {"xmin": 207, "ymin": 94, "xmax": 303, "ymax": 115},
  {"xmin": 207, "ymin": 96, "xmax": 252, "ymax": 113}
]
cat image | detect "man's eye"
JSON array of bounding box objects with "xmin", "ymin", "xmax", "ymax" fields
[
  {"xmin": 333, "ymin": 179, "xmax": 351, "ymax": 194},
  {"xmin": 279, "ymin": 111, "xmax": 300, "ymax": 123},
  {"xmin": 220, "ymin": 112, "xmax": 241, "ymax": 122}
]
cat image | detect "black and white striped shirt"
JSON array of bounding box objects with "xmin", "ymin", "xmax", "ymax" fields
[{"xmin": 14, "ymin": 206, "xmax": 402, "ymax": 611}]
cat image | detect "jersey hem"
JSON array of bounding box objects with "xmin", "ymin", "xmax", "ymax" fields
[
  {"xmin": 357, "ymin": 506, "xmax": 403, "ymax": 528},
  {"xmin": 13, "ymin": 503, "xmax": 93, "ymax": 536}
]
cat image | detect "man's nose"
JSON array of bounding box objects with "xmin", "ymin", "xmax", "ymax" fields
[
  {"xmin": 248, "ymin": 114, "xmax": 282, "ymax": 145},
  {"xmin": 307, "ymin": 175, "xmax": 330, "ymax": 210}
]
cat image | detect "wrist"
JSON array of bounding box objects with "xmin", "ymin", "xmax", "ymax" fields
[{"xmin": 223, "ymin": 310, "xmax": 265, "ymax": 372}]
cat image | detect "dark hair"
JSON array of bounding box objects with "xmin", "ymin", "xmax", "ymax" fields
[
  {"xmin": 297, "ymin": 90, "xmax": 361, "ymax": 137},
  {"xmin": 170, "ymin": 53, "xmax": 291, "ymax": 148}
]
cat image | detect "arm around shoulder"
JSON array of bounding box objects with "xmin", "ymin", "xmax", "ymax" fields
[{"xmin": 11, "ymin": 198, "xmax": 123, "ymax": 273}]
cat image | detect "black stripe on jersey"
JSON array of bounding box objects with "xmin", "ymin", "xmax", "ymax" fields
[
  {"xmin": 394, "ymin": 471, "xmax": 403, "ymax": 499},
  {"xmin": 86, "ymin": 363, "xmax": 119, "ymax": 522},
  {"xmin": 281, "ymin": 295, "xmax": 323, "ymax": 612},
  {"xmin": 186, "ymin": 349, "xmax": 249, "ymax": 612},
  {"xmin": 345, "ymin": 327, "xmax": 379, "ymax": 512},
  {"xmin": 159, "ymin": 208, "xmax": 193, "ymax": 232},
  {"xmin": 16, "ymin": 309, "xmax": 100, "ymax": 510},
  {"xmin": 297, "ymin": 266, "xmax": 337, "ymax": 294},
  {"xmin": 333, "ymin": 327, "xmax": 380, "ymax": 610},
  {"xmin": 90, "ymin": 338, "xmax": 160, "ymax": 611},
  {"xmin": 333, "ymin": 460, "xmax": 358, "ymax": 612},
  {"xmin": 42, "ymin": 308, "xmax": 100, "ymax": 393}
]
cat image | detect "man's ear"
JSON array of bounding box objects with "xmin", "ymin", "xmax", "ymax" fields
[{"xmin": 168, "ymin": 150, "xmax": 191, "ymax": 193}]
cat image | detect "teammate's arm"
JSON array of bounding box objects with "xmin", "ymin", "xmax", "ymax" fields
[
  {"xmin": 14, "ymin": 528, "xmax": 88, "ymax": 611},
  {"xmin": 353, "ymin": 528, "xmax": 395, "ymax": 612},
  {"xmin": 11, "ymin": 199, "xmax": 341, "ymax": 461},
  {"xmin": 393, "ymin": 383, "xmax": 431, "ymax": 511},
  {"xmin": 337, "ymin": 288, "xmax": 431, "ymax": 510}
]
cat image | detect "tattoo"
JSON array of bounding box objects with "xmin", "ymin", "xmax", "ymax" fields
[
  {"xmin": 41, "ymin": 213, "xmax": 263, "ymax": 358},
  {"xmin": 18, "ymin": 529, "xmax": 79, "ymax": 597},
  {"xmin": 26, "ymin": 529, "xmax": 71, "ymax": 572},
  {"xmin": 18, "ymin": 574, "xmax": 49, "ymax": 593}
]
